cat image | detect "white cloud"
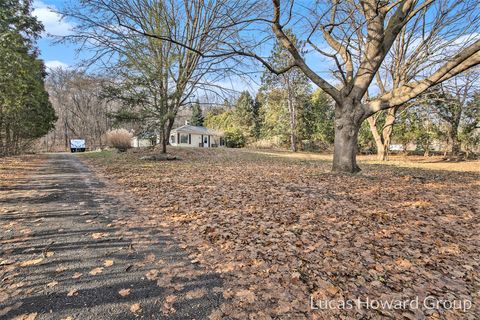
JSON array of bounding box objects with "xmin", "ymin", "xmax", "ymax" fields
[
  {"xmin": 45, "ymin": 60, "xmax": 69, "ymax": 70},
  {"xmin": 33, "ymin": 0, "xmax": 73, "ymax": 36}
]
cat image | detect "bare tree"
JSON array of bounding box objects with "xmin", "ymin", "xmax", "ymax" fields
[
  {"xmin": 100, "ymin": 0, "xmax": 479, "ymax": 172},
  {"xmin": 429, "ymin": 70, "xmax": 480, "ymax": 156},
  {"xmin": 44, "ymin": 68, "xmax": 115, "ymax": 151},
  {"xmin": 365, "ymin": 4, "xmax": 480, "ymax": 160},
  {"xmin": 60, "ymin": 0, "xmax": 250, "ymax": 152},
  {"xmin": 262, "ymin": 0, "xmax": 480, "ymax": 172}
]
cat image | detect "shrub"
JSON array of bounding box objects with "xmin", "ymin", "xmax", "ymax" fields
[
  {"xmin": 106, "ymin": 129, "xmax": 133, "ymax": 152},
  {"xmin": 224, "ymin": 129, "xmax": 246, "ymax": 148},
  {"xmin": 248, "ymin": 136, "xmax": 284, "ymax": 149}
]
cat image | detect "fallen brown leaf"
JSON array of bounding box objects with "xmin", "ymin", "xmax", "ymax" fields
[
  {"xmin": 13, "ymin": 312, "xmax": 37, "ymax": 320},
  {"xmin": 91, "ymin": 232, "xmax": 108, "ymax": 239},
  {"xmin": 145, "ymin": 269, "xmax": 159, "ymax": 280},
  {"xmin": 235, "ymin": 289, "xmax": 255, "ymax": 304},
  {"xmin": 89, "ymin": 267, "xmax": 104, "ymax": 275},
  {"xmin": 103, "ymin": 260, "xmax": 114, "ymax": 267},
  {"xmin": 118, "ymin": 288, "xmax": 131, "ymax": 297},
  {"xmin": 67, "ymin": 289, "xmax": 78, "ymax": 297},
  {"xmin": 130, "ymin": 303, "xmax": 141, "ymax": 314},
  {"xmin": 20, "ymin": 258, "xmax": 43, "ymax": 267},
  {"xmin": 185, "ymin": 288, "xmax": 207, "ymax": 300},
  {"xmin": 55, "ymin": 266, "xmax": 67, "ymax": 273}
]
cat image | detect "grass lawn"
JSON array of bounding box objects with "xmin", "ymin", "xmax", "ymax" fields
[{"xmin": 81, "ymin": 147, "xmax": 479, "ymax": 319}]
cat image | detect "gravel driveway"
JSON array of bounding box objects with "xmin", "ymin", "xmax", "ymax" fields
[{"xmin": 0, "ymin": 153, "xmax": 223, "ymax": 320}]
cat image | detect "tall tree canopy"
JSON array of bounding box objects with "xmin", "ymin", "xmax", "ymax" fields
[
  {"xmin": 61, "ymin": 0, "xmax": 247, "ymax": 153},
  {"xmin": 190, "ymin": 101, "xmax": 204, "ymax": 127},
  {"xmin": 122, "ymin": 0, "xmax": 479, "ymax": 171},
  {"xmin": 0, "ymin": 0, "xmax": 56, "ymax": 156},
  {"xmin": 260, "ymin": 31, "xmax": 311, "ymax": 152}
]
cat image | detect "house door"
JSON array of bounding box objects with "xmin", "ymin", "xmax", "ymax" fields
[{"xmin": 203, "ymin": 136, "xmax": 209, "ymax": 148}]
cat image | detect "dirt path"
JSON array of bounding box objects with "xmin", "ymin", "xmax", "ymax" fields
[{"xmin": 0, "ymin": 153, "xmax": 223, "ymax": 320}]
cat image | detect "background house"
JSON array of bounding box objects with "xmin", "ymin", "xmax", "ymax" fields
[
  {"xmin": 131, "ymin": 132, "xmax": 156, "ymax": 148},
  {"xmin": 170, "ymin": 123, "xmax": 224, "ymax": 148}
]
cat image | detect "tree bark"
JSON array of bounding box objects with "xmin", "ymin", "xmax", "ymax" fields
[
  {"xmin": 160, "ymin": 117, "xmax": 175, "ymax": 154},
  {"xmin": 285, "ymin": 76, "xmax": 297, "ymax": 152},
  {"xmin": 161, "ymin": 136, "xmax": 167, "ymax": 153},
  {"xmin": 450, "ymin": 123, "xmax": 460, "ymax": 156},
  {"xmin": 332, "ymin": 103, "xmax": 362, "ymax": 173},
  {"xmin": 380, "ymin": 109, "xmax": 396, "ymax": 160},
  {"xmin": 367, "ymin": 116, "xmax": 385, "ymax": 160}
]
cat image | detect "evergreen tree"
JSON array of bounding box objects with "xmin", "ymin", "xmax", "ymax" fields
[
  {"xmin": 0, "ymin": 0, "xmax": 56, "ymax": 156},
  {"xmin": 301, "ymin": 89, "xmax": 335, "ymax": 149},
  {"xmin": 260, "ymin": 30, "xmax": 311, "ymax": 151},
  {"xmin": 190, "ymin": 101, "xmax": 204, "ymax": 126}
]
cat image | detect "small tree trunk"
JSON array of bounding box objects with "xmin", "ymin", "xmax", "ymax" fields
[
  {"xmin": 285, "ymin": 77, "xmax": 297, "ymax": 152},
  {"xmin": 332, "ymin": 104, "xmax": 362, "ymax": 173},
  {"xmin": 380, "ymin": 110, "xmax": 396, "ymax": 160},
  {"xmin": 367, "ymin": 116, "xmax": 385, "ymax": 160},
  {"xmin": 368, "ymin": 108, "xmax": 396, "ymax": 161},
  {"xmin": 289, "ymin": 103, "xmax": 297, "ymax": 152},
  {"xmin": 64, "ymin": 119, "xmax": 69, "ymax": 151},
  {"xmin": 6, "ymin": 122, "xmax": 11, "ymax": 156}
]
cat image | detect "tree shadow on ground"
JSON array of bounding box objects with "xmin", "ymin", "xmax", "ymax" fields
[{"xmin": 0, "ymin": 154, "xmax": 223, "ymax": 320}]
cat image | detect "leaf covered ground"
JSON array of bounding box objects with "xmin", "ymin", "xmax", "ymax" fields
[
  {"xmin": 0, "ymin": 154, "xmax": 223, "ymax": 319},
  {"xmin": 0, "ymin": 149, "xmax": 480, "ymax": 319},
  {"xmin": 79, "ymin": 148, "xmax": 479, "ymax": 319}
]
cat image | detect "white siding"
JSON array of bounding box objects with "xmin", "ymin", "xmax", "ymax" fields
[
  {"xmin": 131, "ymin": 137, "xmax": 154, "ymax": 148},
  {"xmin": 169, "ymin": 131, "xmax": 223, "ymax": 148}
]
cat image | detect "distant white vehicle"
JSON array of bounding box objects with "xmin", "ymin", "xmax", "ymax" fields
[
  {"xmin": 70, "ymin": 139, "xmax": 86, "ymax": 153},
  {"xmin": 389, "ymin": 144, "xmax": 404, "ymax": 151}
]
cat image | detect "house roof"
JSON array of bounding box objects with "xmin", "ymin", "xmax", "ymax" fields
[{"xmin": 171, "ymin": 125, "xmax": 223, "ymax": 136}]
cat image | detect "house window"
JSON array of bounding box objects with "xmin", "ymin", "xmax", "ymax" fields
[
  {"xmin": 170, "ymin": 135, "xmax": 175, "ymax": 143},
  {"xmin": 180, "ymin": 134, "xmax": 189, "ymax": 144}
]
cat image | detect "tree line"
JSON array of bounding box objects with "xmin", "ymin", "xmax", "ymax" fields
[
  {"xmin": 58, "ymin": 0, "xmax": 479, "ymax": 172},
  {"xmin": 202, "ymin": 76, "xmax": 478, "ymax": 158},
  {"xmin": 1, "ymin": 0, "xmax": 479, "ymax": 173},
  {"xmin": 0, "ymin": 0, "xmax": 56, "ymax": 156}
]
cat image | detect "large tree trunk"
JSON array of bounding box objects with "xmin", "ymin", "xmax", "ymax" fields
[
  {"xmin": 160, "ymin": 117, "xmax": 175, "ymax": 154},
  {"xmin": 450, "ymin": 123, "xmax": 460, "ymax": 155},
  {"xmin": 332, "ymin": 103, "xmax": 362, "ymax": 173}
]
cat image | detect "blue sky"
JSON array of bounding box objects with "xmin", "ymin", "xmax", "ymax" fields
[
  {"xmin": 32, "ymin": 0, "xmax": 334, "ymax": 93},
  {"xmin": 33, "ymin": 0, "xmax": 344, "ymax": 95},
  {"xmin": 33, "ymin": 0, "xmax": 78, "ymax": 69},
  {"xmin": 33, "ymin": 0, "xmax": 478, "ymax": 95}
]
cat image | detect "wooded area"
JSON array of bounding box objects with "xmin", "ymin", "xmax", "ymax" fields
[
  {"xmin": 1, "ymin": 1, "xmax": 480, "ymax": 319},
  {"xmin": 2, "ymin": 0, "xmax": 478, "ymax": 167}
]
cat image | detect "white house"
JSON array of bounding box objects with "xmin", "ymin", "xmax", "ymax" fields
[
  {"xmin": 131, "ymin": 132, "xmax": 156, "ymax": 148},
  {"xmin": 170, "ymin": 124, "xmax": 224, "ymax": 148}
]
